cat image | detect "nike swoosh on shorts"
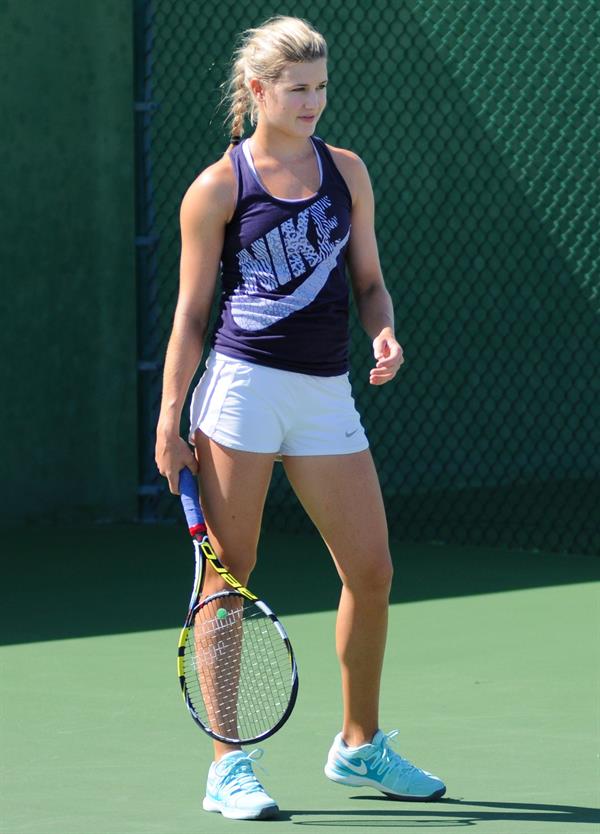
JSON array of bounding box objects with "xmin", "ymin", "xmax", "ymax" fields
[{"xmin": 230, "ymin": 230, "xmax": 351, "ymax": 332}]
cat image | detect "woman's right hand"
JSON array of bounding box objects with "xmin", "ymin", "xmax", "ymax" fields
[{"xmin": 155, "ymin": 429, "xmax": 199, "ymax": 495}]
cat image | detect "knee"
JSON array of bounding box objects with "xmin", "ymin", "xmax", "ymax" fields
[
  {"xmin": 370, "ymin": 554, "xmax": 394, "ymax": 595},
  {"xmin": 219, "ymin": 549, "xmax": 257, "ymax": 584},
  {"xmin": 206, "ymin": 540, "xmax": 257, "ymax": 587},
  {"xmin": 342, "ymin": 549, "xmax": 393, "ymax": 596}
]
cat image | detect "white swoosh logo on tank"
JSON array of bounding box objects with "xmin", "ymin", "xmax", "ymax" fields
[{"xmin": 230, "ymin": 230, "xmax": 350, "ymax": 332}]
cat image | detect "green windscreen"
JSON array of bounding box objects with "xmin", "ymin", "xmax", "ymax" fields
[{"xmin": 135, "ymin": 1, "xmax": 599, "ymax": 555}]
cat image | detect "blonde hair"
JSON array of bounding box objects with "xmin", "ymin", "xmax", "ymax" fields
[{"xmin": 224, "ymin": 16, "xmax": 328, "ymax": 146}]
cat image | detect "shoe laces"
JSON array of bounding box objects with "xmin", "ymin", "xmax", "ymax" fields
[
  {"xmin": 215, "ymin": 749, "xmax": 267, "ymax": 796},
  {"xmin": 368, "ymin": 730, "xmax": 418, "ymax": 779}
]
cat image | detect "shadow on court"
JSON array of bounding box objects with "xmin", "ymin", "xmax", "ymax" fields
[
  {"xmin": 281, "ymin": 797, "xmax": 600, "ymax": 826},
  {"xmin": 1, "ymin": 523, "xmax": 598, "ymax": 645}
]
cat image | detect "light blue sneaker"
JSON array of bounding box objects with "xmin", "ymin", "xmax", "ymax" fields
[
  {"xmin": 325, "ymin": 729, "xmax": 446, "ymax": 801},
  {"xmin": 203, "ymin": 749, "xmax": 279, "ymax": 820}
]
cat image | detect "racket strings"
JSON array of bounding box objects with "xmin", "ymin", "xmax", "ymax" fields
[
  {"xmin": 183, "ymin": 596, "xmax": 293, "ymax": 742},
  {"xmin": 190, "ymin": 608, "xmax": 289, "ymax": 739}
]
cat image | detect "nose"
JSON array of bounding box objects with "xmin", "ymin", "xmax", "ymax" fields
[{"xmin": 305, "ymin": 90, "xmax": 319, "ymax": 110}]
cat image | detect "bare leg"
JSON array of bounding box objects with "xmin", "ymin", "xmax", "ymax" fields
[
  {"xmin": 282, "ymin": 450, "xmax": 393, "ymax": 747},
  {"xmin": 194, "ymin": 430, "xmax": 276, "ymax": 760}
]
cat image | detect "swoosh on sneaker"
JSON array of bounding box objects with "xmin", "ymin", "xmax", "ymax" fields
[
  {"xmin": 230, "ymin": 230, "xmax": 351, "ymax": 332},
  {"xmin": 341, "ymin": 758, "xmax": 368, "ymax": 776}
]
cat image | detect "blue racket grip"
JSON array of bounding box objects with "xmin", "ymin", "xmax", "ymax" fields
[{"xmin": 178, "ymin": 467, "xmax": 206, "ymax": 534}]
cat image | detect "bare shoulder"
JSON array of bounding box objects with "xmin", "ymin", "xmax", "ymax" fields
[
  {"xmin": 180, "ymin": 153, "xmax": 238, "ymax": 226},
  {"xmin": 324, "ymin": 143, "xmax": 372, "ymax": 204}
]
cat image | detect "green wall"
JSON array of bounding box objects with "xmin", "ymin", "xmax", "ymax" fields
[
  {"xmin": 1, "ymin": 1, "xmax": 137, "ymax": 522},
  {"xmin": 140, "ymin": 1, "xmax": 598, "ymax": 554}
]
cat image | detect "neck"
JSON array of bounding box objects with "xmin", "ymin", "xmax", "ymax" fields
[{"xmin": 249, "ymin": 122, "xmax": 314, "ymax": 162}]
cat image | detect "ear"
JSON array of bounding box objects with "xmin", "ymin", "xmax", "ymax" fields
[{"xmin": 248, "ymin": 78, "xmax": 266, "ymax": 103}]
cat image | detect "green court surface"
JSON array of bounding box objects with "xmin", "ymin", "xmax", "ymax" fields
[{"xmin": 1, "ymin": 526, "xmax": 599, "ymax": 834}]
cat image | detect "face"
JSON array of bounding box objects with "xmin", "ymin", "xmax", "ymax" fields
[{"xmin": 251, "ymin": 58, "xmax": 328, "ymax": 138}]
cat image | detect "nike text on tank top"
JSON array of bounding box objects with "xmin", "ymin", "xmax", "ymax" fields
[{"xmin": 212, "ymin": 136, "xmax": 353, "ymax": 376}]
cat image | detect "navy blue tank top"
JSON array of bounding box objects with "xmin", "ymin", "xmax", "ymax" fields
[{"xmin": 211, "ymin": 136, "xmax": 352, "ymax": 376}]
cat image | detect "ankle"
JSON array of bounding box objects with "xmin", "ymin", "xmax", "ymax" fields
[
  {"xmin": 341, "ymin": 727, "xmax": 378, "ymax": 748},
  {"xmin": 214, "ymin": 746, "xmax": 242, "ymax": 762}
]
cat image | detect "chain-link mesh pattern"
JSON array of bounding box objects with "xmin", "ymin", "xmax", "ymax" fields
[{"xmin": 135, "ymin": 1, "xmax": 599, "ymax": 555}]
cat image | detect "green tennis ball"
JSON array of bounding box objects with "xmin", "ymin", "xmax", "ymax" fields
[{"xmin": 216, "ymin": 608, "xmax": 228, "ymax": 619}]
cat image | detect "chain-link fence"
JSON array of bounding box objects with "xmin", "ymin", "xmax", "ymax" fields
[{"xmin": 134, "ymin": 1, "xmax": 599, "ymax": 555}]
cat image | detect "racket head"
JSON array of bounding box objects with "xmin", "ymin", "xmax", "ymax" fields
[{"xmin": 177, "ymin": 589, "xmax": 298, "ymax": 744}]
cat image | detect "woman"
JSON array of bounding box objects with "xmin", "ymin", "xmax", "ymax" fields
[{"xmin": 155, "ymin": 15, "xmax": 446, "ymax": 821}]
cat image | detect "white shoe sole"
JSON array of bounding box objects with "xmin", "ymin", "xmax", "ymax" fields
[
  {"xmin": 203, "ymin": 795, "xmax": 279, "ymax": 820},
  {"xmin": 324, "ymin": 764, "xmax": 446, "ymax": 802}
]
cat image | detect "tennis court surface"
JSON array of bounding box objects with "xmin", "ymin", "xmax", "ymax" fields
[{"xmin": 1, "ymin": 526, "xmax": 598, "ymax": 834}]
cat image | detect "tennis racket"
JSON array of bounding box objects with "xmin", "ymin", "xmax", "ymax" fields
[{"xmin": 177, "ymin": 467, "xmax": 298, "ymax": 745}]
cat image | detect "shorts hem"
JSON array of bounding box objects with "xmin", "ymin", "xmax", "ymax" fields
[
  {"xmin": 280, "ymin": 442, "xmax": 370, "ymax": 457},
  {"xmin": 193, "ymin": 426, "xmax": 281, "ymax": 455},
  {"xmin": 190, "ymin": 427, "xmax": 369, "ymax": 457}
]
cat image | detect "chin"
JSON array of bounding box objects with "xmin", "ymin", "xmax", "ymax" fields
[
  {"xmin": 281, "ymin": 124, "xmax": 316, "ymax": 140},
  {"xmin": 297, "ymin": 120, "xmax": 318, "ymax": 134}
]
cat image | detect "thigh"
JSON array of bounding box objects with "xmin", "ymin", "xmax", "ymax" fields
[
  {"xmin": 282, "ymin": 450, "xmax": 392, "ymax": 586},
  {"xmin": 194, "ymin": 430, "xmax": 276, "ymax": 575}
]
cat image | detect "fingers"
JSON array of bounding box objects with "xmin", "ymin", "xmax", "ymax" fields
[
  {"xmin": 169, "ymin": 450, "xmax": 198, "ymax": 495},
  {"xmin": 156, "ymin": 435, "xmax": 198, "ymax": 495},
  {"xmin": 369, "ymin": 363, "xmax": 398, "ymax": 385},
  {"xmin": 370, "ymin": 337, "xmax": 404, "ymax": 386}
]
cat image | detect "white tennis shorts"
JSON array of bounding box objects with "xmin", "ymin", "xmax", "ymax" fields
[{"xmin": 189, "ymin": 350, "xmax": 369, "ymax": 456}]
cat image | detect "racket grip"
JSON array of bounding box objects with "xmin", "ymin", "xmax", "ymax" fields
[{"xmin": 179, "ymin": 467, "xmax": 206, "ymax": 534}]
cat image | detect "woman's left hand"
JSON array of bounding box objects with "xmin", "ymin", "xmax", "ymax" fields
[{"xmin": 370, "ymin": 329, "xmax": 404, "ymax": 385}]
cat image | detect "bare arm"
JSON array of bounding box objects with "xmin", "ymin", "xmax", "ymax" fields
[
  {"xmin": 334, "ymin": 149, "xmax": 404, "ymax": 385},
  {"xmin": 155, "ymin": 160, "xmax": 235, "ymax": 492}
]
